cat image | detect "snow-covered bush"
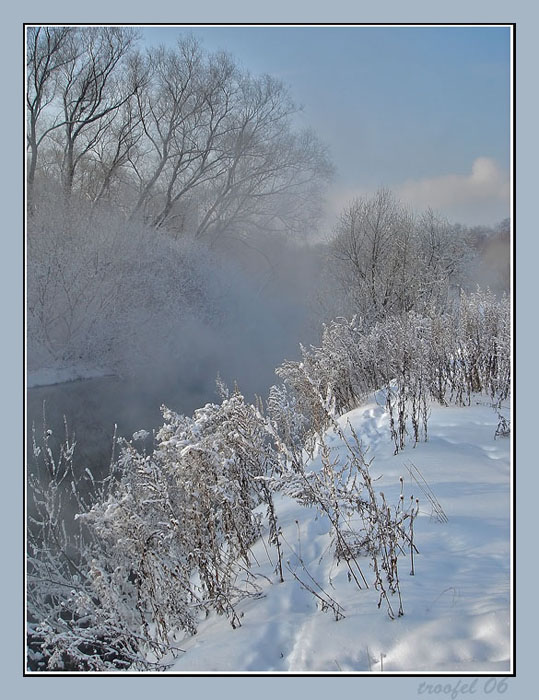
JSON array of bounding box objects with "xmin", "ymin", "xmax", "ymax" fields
[
  {"xmin": 28, "ymin": 390, "xmax": 284, "ymax": 669},
  {"xmin": 274, "ymin": 289, "xmax": 510, "ymax": 453},
  {"xmin": 27, "ymin": 420, "xmax": 158, "ymax": 671},
  {"xmin": 27, "ymin": 195, "xmax": 234, "ymax": 374},
  {"xmin": 453, "ymin": 288, "xmax": 511, "ymax": 404},
  {"xmin": 80, "ymin": 390, "xmax": 282, "ymax": 650},
  {"xmin": 28, "ymin": 378, "xmax": 425, "ymax": 669},
  {"xmin": 267, "ymin": 383, "xmax": 311, "ymax": 457},
  {"xmin": 264, "ymin": 414, "xmax": 419, "ymax": 620}
]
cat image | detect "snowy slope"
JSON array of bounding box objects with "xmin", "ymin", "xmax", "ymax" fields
[
  {"xmin": 169, "ymin": 396, "xmax": 511, "ymax": 674},
  {"xmin": 27, "ymin": 365, "xmax": 115, "ymax": 388}
]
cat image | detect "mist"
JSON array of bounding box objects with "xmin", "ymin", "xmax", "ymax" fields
[{"xmin": 27, "ymin": 190, "xmax": 330, "ymax": 471}]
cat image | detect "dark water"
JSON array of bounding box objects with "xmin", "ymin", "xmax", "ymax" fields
[
  {"xmin": 25, "ymin": 361, "xmax": 289, "ymax": 543},
  {"xmin": 27, "ymin": 373, "xmax": 216, "ymax": 480}
]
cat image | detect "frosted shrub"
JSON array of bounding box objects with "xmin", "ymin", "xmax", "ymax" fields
[
  {"xmin": 275, "ymin": 289, "xmax": 510, "ymax": 452},
  {"xmin": 453, "ymin": 289, "xmax": 511, "ymax": 404},
  {"xmin": 83, "ymin": 390, "xmax": 280, "ymax": 646},
  {"xmin": 28, "ymin": 390, "xmax": 287, "ymax": 670},
  {"xmin": 27, "ymin": 421, "xmax": 157, "ymax": 671},
  {"xmin": 315, "ymin": 317, "xmax": 371, "ymax": 412},
  {"xmin": 267, "ymin": 383, "xmax": 310, "ymax": 454},
  {"xmin": 265, "ymin": 411, "xmax": 418, "ymax": 619}
]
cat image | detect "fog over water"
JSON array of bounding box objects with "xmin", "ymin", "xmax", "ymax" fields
[
  {"xmin": 27, "ymin": 233, "xmax": 328, "ymax": 476},
  {"xmin": 26, "ymin": 222, "xmax": 509, "ymax": 481}
]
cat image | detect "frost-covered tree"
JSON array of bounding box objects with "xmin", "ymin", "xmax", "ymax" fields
[
  {"xmin": 27, "ymin": 27, "xmax": 141, "ymax": 201},
  {"xmin": 330, "ymin": 190, "xmax": 473, "ymax": 323},
  {"xmin": 27, "ymin": 27, "xmax": 73, "ymax": 197},
  {"xmin": 27, "ymin": 28, "xmax": 331, "ymax": 242},
  {"xmin": 26, "ymin": 27, "xmax": 332, "ymax": 378},
  {"xmin": 127, "ymin": 38, "xmax": 332, "ymax": 240}
]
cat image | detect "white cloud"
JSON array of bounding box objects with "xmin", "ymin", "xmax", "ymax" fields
[
  {"xmin": 396, "ymin": 157, "xmax": 510, "ymax": 216},
  {"xmin": 324, "ymin": 158, "xmax": 510, "ymax": 228}
]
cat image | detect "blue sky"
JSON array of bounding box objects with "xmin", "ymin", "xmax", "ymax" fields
[{"xmin": 140, "ymin": 25, "xmax": 511, "ymax": 226}]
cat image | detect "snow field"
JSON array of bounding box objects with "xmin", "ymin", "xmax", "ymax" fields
[{"xmin": 170, "ymin": 397, "xmax": 511, "ymax": 673}]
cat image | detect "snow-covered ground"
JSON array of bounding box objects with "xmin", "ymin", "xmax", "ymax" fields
[
  {"xmin": 27, "ymin": 365, "xmax": 115, "ymax": 388},
  {"xmin": 170, "ymin": 396, "xmax": 511, "ymax": 674}
]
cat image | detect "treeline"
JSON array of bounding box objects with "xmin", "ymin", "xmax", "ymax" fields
[
  {"xmin": 27, "ymin": 181, "xmax": 507, "ymax": 384},
  {"xmin": 327, "ymin": 190, "xmax": 511, "ymax": 323},
  {"xmin": 27, "ymin": 27, "xmax": 331, "ymax": 238},
  {"xmin": 27, "ymin": 27, "xmax": 333, "ymax": 382}
]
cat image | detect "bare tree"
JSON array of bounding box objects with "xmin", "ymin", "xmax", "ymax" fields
[
  {"xmin": 331, "ymin": 189, "xmax": 412, "ymax": 320},
  {"xmin": 127, "ymin": 38, "xmax": 332, "ymax": 242},
  {"xmin": 56, "ymin": 28, "xmax": 141, "ymax": 198},
  {"xmin": 416, "ymin": 208, "xmax": 471, "ymax": 303},
  {"xmin": 26, "ymin": 28, "xmax": 333, "ymax": 373},
  {"xmin": 26, "ymin": 27, "xmax": 74, "ymax": 197},
  {"xmin": 127, "ymin": 38, "xmax": 235, "ymax": 226},
  {"xmin": 189, "ymin": 73, "xmax": 330, "ymax": 243},
  {"xmin": 331, "ymin": 190, "xmax": 472, "ymax": 322},
  {"xmin": 26, "ymin": 27, "xmax": 141, "ymax": 202},
  {"xmin": 28, "ymin": 29, "xmax": 331, "ymax": 243}
]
